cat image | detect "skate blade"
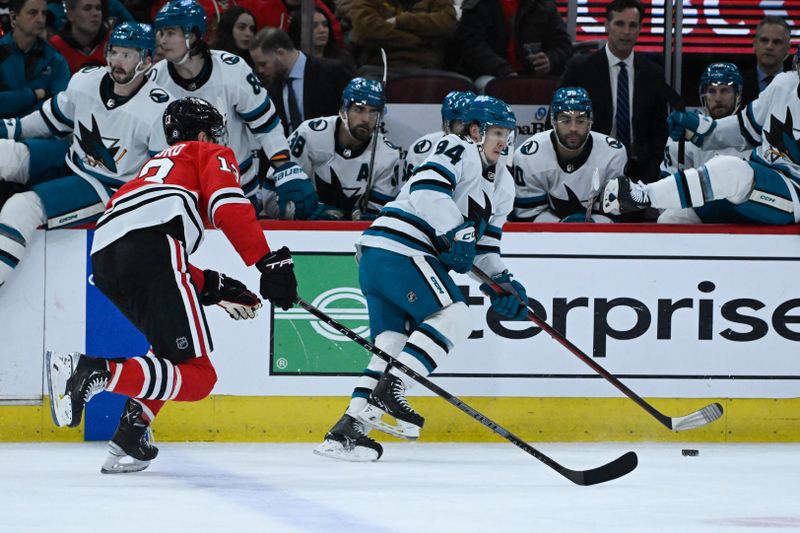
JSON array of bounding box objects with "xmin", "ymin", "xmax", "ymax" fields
[
  {"xmin": 101, "ymin": 444, "xmax": 151, "ymax": 474},
  {"xmin": 357, "ymin": 408, "xmax": 420, "ymax": 440},
  {"xmin": 313, "ymin": 440, "xmax": 380, "ymax": 462},
  {"xmin": 45, "ymin": 350, "xmax": 75, "ymax": 428}
]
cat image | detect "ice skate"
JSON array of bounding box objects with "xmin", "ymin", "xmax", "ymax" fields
[
  {"xmin": 101, "ymin": 398, "xmax": 159, "ymax": 474},
  {"xmin": 358, "ymin": 372, "xmax": 424, "ymax": 440},
  {"xmin": 46, "ymin": 351, "xmax": 110, "ymax": 428},
  {"xmin": 314, "ymin": 413, "xmax": 383, "ymax": 462},
  {"xmin": 602, "ymin": 177, "xmax": 651, "ymax": 215}
]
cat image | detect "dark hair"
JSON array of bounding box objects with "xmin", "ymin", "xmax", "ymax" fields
[
  {"xmin": 287, "ymin": 7, "xmax": 353, "ymax": 64},
  {"xmin": 755, "ymin": 15, "xmax": 791, "ymax": 42},
  {"xmin": 210, "ymin": 6, "xmax": 256, "ymax": 65},
  {"xmin": 250, "ymin": 26, "xmax": 296, "ymax": 53},
  {"xmin": 10, "ymin": 0, "xmax": 41, "ymax": 14},
  {"xmin": 605, "ymin": 0, "xmax": 644, "ymax": 22}
]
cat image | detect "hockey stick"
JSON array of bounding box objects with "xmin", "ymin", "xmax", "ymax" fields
[
  {"xmin": 295, "ymin": 295, "xmax": 637, "ymax": 486},
  {"xmin": 584, "ymin": 168, "xmax": 601, "ymax": 222},
  {"xmin": 472, "ymin": 266, "xmax": 723, "ymax": 431},
  {"xmin": 355, "ymin": 48, "xmax": 388, "ymax": 217}
]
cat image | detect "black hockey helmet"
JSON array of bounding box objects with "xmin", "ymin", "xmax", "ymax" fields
[{"xmin": 163, "ymin": 97, "xmax": 226, "ymax": 145}]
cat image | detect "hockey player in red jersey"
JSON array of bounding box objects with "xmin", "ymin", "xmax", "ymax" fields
[{"xmin": 45, "ymin": 97, "xmax": 298, "ymax": 473}]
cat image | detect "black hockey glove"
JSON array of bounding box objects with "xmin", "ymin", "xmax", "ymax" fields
[
  {"xmin": 256, "ymin": 246, "xmax": 298, "ymax": 311},
  {"xmin": 200, "ymin": 270, "xmax": 262, "ymax": 320}
]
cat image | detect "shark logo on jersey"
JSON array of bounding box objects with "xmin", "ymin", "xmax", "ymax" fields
[
  {"xmin": 465, "ymin": 192, "xmax": 492, "ymax": 239},
  {"xmin": 763, "ymin": 109, "xmax": 800, "ymax": 164},
  {"xmin": 520, "ymin": 140, "xmax": 539, "ymax": 155},
  {"xmin": 76, "ymin": 115, "xmax": 122, "ymax": 173},
  {"xmin": 550, "ymin": 184, "xmax": 589, "ymax": 218},
  {"xmin": 316, "ymin": 168, "xmax": 363, "ymax": 210}
]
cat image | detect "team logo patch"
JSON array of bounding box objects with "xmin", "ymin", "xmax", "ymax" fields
[
  {"xmin": 407, "ymin": 291, "xmax": 417, "ymax": 302},
  {"xmin": 221, "ymin": 53, "xmax": 240, "ymax": 65},
  {"xmin": 414, "ymin": 139, "xmax": 432, "ymax": 154},
  {"xmin": 176, "ymin": 337, "xmax": 189, "ymax": 350},
  {"xmin": 149, "ymin": 88, "xmax": 169, "ymax": 103},
  {"xmin": 309, "ymin": 119, "xmax": 327, "ymax": 131},
  {"xmin": 520, "ymin": 140, "xmax": 539, "ymax": 155},
  {"xmin": 384, "ymin": 139, "xmax": 399, "ymax": 150},
  {"xmin": 606, "ymin": 137, "xmax": 623, "ymax": 149}
]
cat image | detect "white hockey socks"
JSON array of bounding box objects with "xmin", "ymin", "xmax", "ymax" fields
[
  {"xmin": 0, "ymin": 191, "xmax": 45, "ymax": 287},
  {"xmin": 345, "ymin": 331, "xmax": 406, "ymax": 417}
]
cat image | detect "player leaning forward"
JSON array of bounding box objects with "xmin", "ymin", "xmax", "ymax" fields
[
  {"xmin": 316, "ymin": 96, "xmax": 531, "ymax": 461},
  {"xmin": 46, "ymin": 97, "xmax": 298, "ymax": 473}
]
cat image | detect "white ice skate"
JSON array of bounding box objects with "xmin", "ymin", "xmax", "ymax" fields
[{"xmin": 45, "ymin": 350, "xmax": 77, "ymax": 427}]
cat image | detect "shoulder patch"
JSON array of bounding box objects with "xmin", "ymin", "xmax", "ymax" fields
[
  {"xmin": 220, "ymin": 53, "xmax": 240, "ymax": 65},
  {"xmin": 149, "ymin": 88, "xmax": 170, "ymax": 103},
  {"xmin": 520, "ymin": 140, "xmax": 539, "ymax": 155},
  {"xmin": 413, "ymin": 139, "xmax": 432, "ymax": 154},
  {"xmin": 383, "ymin": 138, "xmax": 399, "ymax": 150},
  {"xmin": 309, "ymin": 119, "xmax": 327, "ymax": 131},
  {"xmin": 605, "ymin": 137, "xmax": 623, "ymax": 149},
  {"xmin": 79, "ymin": 65, "xmax": 102, "ymax": 73}
]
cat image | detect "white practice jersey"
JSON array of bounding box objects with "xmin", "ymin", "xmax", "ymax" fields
[
  {"xmin": 19, "ymin": 65, "xmax": 170, "ymax": 189},
  {"xmin": 149, "ymin": 51, "xmax": 288, "ymax": 192},
  {"xmin": 706, "ymin": 71, "xmax": 800, "ymax": 208},
  {"xmin": 358, "ymin": 133, "xmax": 514, "ymax": 278},
  {"xmin": 288, "ymin": 115, "xmax": 405, "ymax": 215},
  {"xmin": 512, "ymin": 131, "xmax": 627, "ymax": 221},
  {"xmin": 660, "ymin": 116, "xmax": 748, "ymax": 176},
  {"xmin": 408, "ymin": 130, "xmax": 515, "ymax": 171}
]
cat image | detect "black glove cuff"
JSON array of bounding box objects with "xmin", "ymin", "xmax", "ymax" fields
[{"xmin": 199, "ymin": 269, "xmax": 221, "ymax": 306}]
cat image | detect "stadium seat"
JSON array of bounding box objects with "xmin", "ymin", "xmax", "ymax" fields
[
  {"xmin": 385, "ymin": 73, "xmax": 476, "ymax": 103},
  {"xmin": 483, "ymin": 76, "xmax": 559, "ymax": 105}
]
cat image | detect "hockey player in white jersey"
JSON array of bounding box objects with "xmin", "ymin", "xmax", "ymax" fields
[
  {"xmin": 656, "ymin": 63, "xmax": 750, "ymax": 223},
  {"xmin": 406, "ymin": 90, "xmax": 476, "ymax": 170},
  {"xmin": 150, "ymin": 0, "xmax": 317, "ymax": 219},
  {"xmin": 512, "ymin": 87, "xmax": 626, "ymax": 222},
  {"xmin": 315, "ymin": 96, "xmax": 530, "ymax": 462},
  {"xmin": 287, "ymin": 77, "xmax": 404, "ymax": 220},
  {"xmin": 604, "ymin": 52, "xmax": 800, "ymax": 225},
  {"xmin": 0, "ymin": 22, "xmax": 169, "ymax": 289}
]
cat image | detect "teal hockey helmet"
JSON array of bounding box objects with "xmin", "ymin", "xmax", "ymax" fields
[
  {"xmin": 464, "ymin": 95, "xmax": 516, "ymax": 134},
  {"xmin": 442, "ymin": 90, "xmax": 477, "ymax": 122},
  {"xmin": 699, "ymin": 62, "xmax": 743, "ymax": 116},
  {"xmin": 342, "ymin": 77, "xmax": 385, "ymax": 111},
  {"xmin": 108, "ymin": 22, "xmax": 155, "ymax": 57},
  {"xmin": 550, "ymin": 86, "xmax": 593, "ymax": 119},
  {"xmin": 154, "ymin": 0, "xmax": 207, "ymax": 37}
]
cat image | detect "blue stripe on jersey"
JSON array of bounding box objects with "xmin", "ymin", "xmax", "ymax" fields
[
  {"xmin": 750, "ymin": 152, "xmax": 800, "ymax": 186},
  {"xmin": 673, "ymin": 172, "xmax": 689, "ymax": 208},
  {"xmin": 410, "ymin": 180, "xmax": 453, "ymax": 197},
  {"xmin": 368, "ymin": 189, "xmax": 394, "ymax": 205},
  {"xmin": 736, "ymin": 111, "xmax": 759, "ymax": 147},
  {"xmin": 240, "ymin": 97, "xmax": 272, "ymax": 122},
  {"xmin": 51, "ymin": 96, "xmax": 74, "ymax": 129},
  {"xmin": 249, "ymin": 113, "xmax": 281, "ymax": 135},
  {"xmin": 0, "ymin": 223, "xmax": 25, "ymax": 244},
  {"xmin": 484, "ymin": 224, "xmax": 502, "ymax": 240},
  {"xmin": 362, "ymin": 226, "xmax": 438, "ymax": 255},
  {"xmin": 380, "ymin": 207, "xmax": 438, "ymax": 241},
  {"xmin": 745, "ymin": 103, "xmax": 762, "ymax": 135},
  {"xmin": 415, "ymin": 161, "xmax": 457, "ymax": 188},
  {"xmin": 515, "ymin": 194, "xmax": 548, "ymax": 208}
]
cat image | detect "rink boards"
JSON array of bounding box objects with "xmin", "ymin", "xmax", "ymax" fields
[{"xmin": 1, "ymin": 223, "xmax": 799, "ymax": 442}]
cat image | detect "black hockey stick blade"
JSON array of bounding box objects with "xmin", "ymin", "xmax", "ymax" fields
[
  {"xmin": 296, "ymin": 296, "xmax": 638, "ymax": 486},
  {"xmin": 472, "ymin": 266, "xmax": 725, "ymax": 432}
]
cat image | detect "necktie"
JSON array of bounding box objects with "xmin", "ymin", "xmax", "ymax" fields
[
  {"xmin": 762, "ymin": 75, "xmax": 774, "ymax": 91},
  {"xmin": 615, "ymin": 61, "xmax": 630, "ymax": 149},
  {"xmin": 286, "ymin": 77, "xmax": 302, "ymax": 132}
]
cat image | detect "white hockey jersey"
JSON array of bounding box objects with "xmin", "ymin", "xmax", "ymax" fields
[
  {"xmin": 512, "ymin": 131, "xmax": 627, "ymax": 221},
  {"xmin": 19, "ymin": 65, "xmax": 170, "ymax": 189},
  {"xmin": 149, "ymin": 51, "xmax": 288, "ymax": 193},
  {"xmin": 288, "ymin": 115, "xmax": 405, "ymax": 215},
  {"xmin": 706, "ymin": 71, "xmax": 800, "ymax": 213},
  {"xmin": 407, "ymin": 130, "xmax": 515, "ymax": 171},
  {"xmin": 358, "ymin": 133, "xmax": 514, "ymax": 278},
  {"xmin": 660, "ymin": 119, "xmax": 748, "ymax": 176}
]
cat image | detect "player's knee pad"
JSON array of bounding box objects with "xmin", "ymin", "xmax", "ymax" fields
[
  {"xmin": 0, "ymin": 140, "xmax": 30, "ymax": 184},
  {"xmin": 0, "ymin": 191, "xmax": 46, "ymax": 243},
  {"xmin": 701, "ymin": 155, "xmax": 754, "ymax": 204},
  {"xmin": 423, "ymin": 301, "xmax": 472, "ymax": 348}
]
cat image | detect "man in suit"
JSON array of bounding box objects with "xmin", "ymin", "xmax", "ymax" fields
[
  {"xmin": 250, "ymin": 27, "xmax": 355, "ymax": 137},
  {"xmin": 559, "ymin": 0, "xmax": 678, "ymax": 182},
  {"xmin": 740, "ymin": 16, "xmax": 791, "ymax": 106}
]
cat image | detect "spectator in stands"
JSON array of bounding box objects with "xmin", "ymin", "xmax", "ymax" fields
[
  {"xmin": 0, "ymin": 0, "xmax": 70, "ymax": 118},
  {"xmin": 559, "ymin": 0, "xmax": 678, "ymax": 182},
  {"xmin": 249, "ymin": 26, "xmax": 355, "ymax": 136},
  {"xmin": 47, "ymin": 0, "xmax": 133, "ymax": 35},
  {"xmin": 513, "ymin": 87, "xmax": 626, "ymax": 222},
  {"xmin": 741, "ymin": 16, "xmax": 791, "ymax": 106},
  {"xmin": 288, "ymin": 7, "xmax": 354, "ymax": 68},
  {"xmin": 1, "ymin": 1, "xmax": 12, "ymax": 35},
  {"xmin": 49, "ymin": 0, "xmax": 113, "ymax": 73},
  {"xmin": 456, "ymin": 0, "xmax": 572, "ymax": 89},
  {"xmin": 282, "ymin": 0, "xmax": 343, "ymax": 48},
  {"xmin": 209, "ymin": 5, "xmax": 255, "ymax": 65},
  {"xmin": 350, "ymin": 0, "xmax": 456, "ymax": 73}
]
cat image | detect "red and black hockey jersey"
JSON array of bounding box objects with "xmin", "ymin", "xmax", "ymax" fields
[{"xmin": 91, "ymin": 141, "xmax": 270, "ymax": 266}]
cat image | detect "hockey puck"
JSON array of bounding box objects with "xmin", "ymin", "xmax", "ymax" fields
[{"xmin": 681, "ymin": 449, "xmax": 699, "ymax": 456}]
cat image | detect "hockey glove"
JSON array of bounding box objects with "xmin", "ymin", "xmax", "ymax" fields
[
  {"xmin": 438, "ymin": 221, "xmax": 476, "ymax": 274},
  {"xmin": 200, "ymin": 270, "xmax": 262, "ymax": 320},
  {"xmin": 274, "ymin": 162, "xmax": 318, "ymax": 219},
  {"xmin": 256, "ymin": 246, "xmax": 297, "ymax": 311},
  {"xmin": 310, "ymin": 203, "xmax": 346, "ymax": 220},
  {"xmin": 667, "ymin": 111, "xmax": 716, "ymax": 147},
  {"xmin": 480, "ymin": 271, "xmax": 528, "ymax": 321}
]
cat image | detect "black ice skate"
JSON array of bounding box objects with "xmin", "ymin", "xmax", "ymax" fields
[
  {"xmin": 46, "ymin": 351, "xmax": 110, "ymax": 428},
  {"xmin": 358, "ymin": 372, "xmax": 424, "ymax": 440},
  {"xmin": 101, "ymin": 398, "xmax": 159, "ymax": 474},
  {"xmin": 602, "ymin": 177, "xmax": 651, "ymax": 215},
  {"xmin": 314, "ymin": 413, "xmax": 383, "ymax": 462}
]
